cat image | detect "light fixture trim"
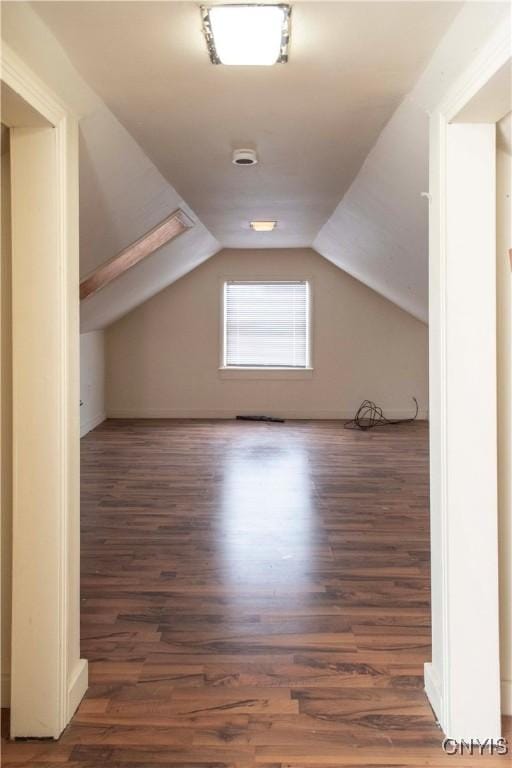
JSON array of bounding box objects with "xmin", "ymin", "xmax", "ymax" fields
[
  {"xmin": 233, "ymin": 148, "xmax": 258, "ymax": 166},
  {"xmin": 201, "ymin": 4, "xmax": 291, "ymax": 66},
  {"xmin": 250, "ymin": 220, "xmax": 278, "ymax": 232}
]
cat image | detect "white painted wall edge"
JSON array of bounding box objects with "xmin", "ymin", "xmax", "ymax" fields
[
  {"xmin": 502, "ymin": 681, "xmax": 512, "ymax": 717},
  {"xmin": 80, "ymin": 330, "xmax": 105, "ymax": 436},
  {"xmin": 107, "ymin": 409, "xmax": 428, "ymax": 420},
  {"xmin": 80, "ymin": 411, "xmax": 106, "ymax": 438}
]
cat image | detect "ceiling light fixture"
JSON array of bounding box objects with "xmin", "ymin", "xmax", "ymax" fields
[
  {"xmin": 201, "ymin": 4, "xmax": 291, "ymax": 66},
  {"xmin": 250, "ymin": 220, "xmax": 277, "ymax": 232}
]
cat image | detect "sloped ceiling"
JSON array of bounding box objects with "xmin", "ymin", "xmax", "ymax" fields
[
  {"xmin": 315, "ymin": 97, "xmax": 430, "ymax": 320},
  {"xmin": 78, "ymin": 105, "xmax": 220, "ymax": 329},
  {"xmin": 3, "ymin": 2, "xmax": 510, "ymax": 329},
  {"xmin": 32, "ymin": 1, "xmax": 460, "ymax": 252},
  {"xmin": 314, "ymin": 1, "xmax": 512, "ymax": 322}
]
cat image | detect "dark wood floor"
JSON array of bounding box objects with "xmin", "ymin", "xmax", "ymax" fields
[{"xmin": 2, "ymin": 419, "xmax": 510, "ymax": 766}]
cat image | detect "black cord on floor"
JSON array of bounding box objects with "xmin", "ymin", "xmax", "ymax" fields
[{"xmin": 344, "ymin": 397, "xmax": 419, "ymax": 431}]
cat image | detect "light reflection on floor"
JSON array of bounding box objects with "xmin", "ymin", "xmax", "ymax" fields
[{"xmin": 218, "ymin": 429, "xmax": 316, "ymax": 589}]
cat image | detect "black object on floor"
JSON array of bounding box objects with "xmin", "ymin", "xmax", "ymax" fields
[
  {"xmin": 344, "ymin": 397, "xmax": 418, "ymax": 431},
  {"xmin": 236, "ymin": 415, "xmax": 285, "ymax": 423}
]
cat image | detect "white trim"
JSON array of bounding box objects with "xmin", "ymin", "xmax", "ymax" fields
[
  {"xmin": 1, "ymin": 672, "xmax": 10, "ymax": 709},
  {"xmin": 107, "ymin": 408, "xmax": 429, "ymax": 421},
  {"xmin": 0, "ymin": 44, "xmax": 70, "ymax": 126},
  {"xmin": 1, "ymin": 42, "xmax": 87, "ymax": 739},
  {"xmin": 428, "ymin": 118, "xmax": 501, "ymax": 742},
  {"xmin": 80, "ymin": 411, "xmax": 106, "ymax": 438},
  {"xmin": 218, "ymin": 367, "xmax": 314, "ymax": 380},
  {"xmin": 57, "ymin": 114, "xmax": 68, "ymax": 737},
  {"xmin": 424, "ymin": 662, "xmax": 442, "ymax": 727},
  {"xmin": 426, "ymin": 18, "xmax": 509, "ymax": 738},
  {"xmin": 67, "ymin": 659, "xmax": 88, "ymax": 721},
  {"xmin": 437, "ymin": 19, "xmax": 511, "ymax": 123},
  {"xmin": 501, "ymin": 680, "xmax": 512, "ymax": 717},
  {"xmin": 428, "ymin": 106, "xmax": 452, "ymax": 741}
]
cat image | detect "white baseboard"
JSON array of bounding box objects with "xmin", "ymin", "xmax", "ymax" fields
[
  {"xmin": 107, "ymin": 408, "xmax": 428, "ymax": 421},
  {"xmin": 426, "ymin": 669, "xmax": 507, "ymax": 740},
  {"xmin": 80, "ymin": 411, "xmax": 106, "ymax": 438},
  {"xmin": 1, "ymin": 663, "xmax": 88, "ymax": 718},
  {"xmin": 424, "ymin": 662, "xmax": 443, "ymax": 729},
  {"xmin": 1, "ymin": 671, "xmax": 10, "ymax": 708},
  {"xmin": 68, "ymin": 658, "xmax": 88, "ymax": 720},
  {"xmin": 502, "ymin": 679, "xmax": 512, "ymax": 716}
]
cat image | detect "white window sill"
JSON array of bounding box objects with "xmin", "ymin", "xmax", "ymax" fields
[{"xmin": 219, "ymin": 367, "xmax": 314, "ymax": 380}]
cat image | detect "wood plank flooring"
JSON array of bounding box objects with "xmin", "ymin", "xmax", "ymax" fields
[{"xmin": 2, "ymin": 419, "xmax": 510, "ymax": 766}]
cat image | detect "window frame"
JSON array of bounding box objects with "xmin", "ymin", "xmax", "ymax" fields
[{"xmin": 219, "ymin": 278, "xmax": 313, "ymax": 377}]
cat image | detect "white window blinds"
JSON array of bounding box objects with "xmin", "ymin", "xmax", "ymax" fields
[{"xmin": 224, "ymin": 281, "xmax": 310, "ymax": 368}]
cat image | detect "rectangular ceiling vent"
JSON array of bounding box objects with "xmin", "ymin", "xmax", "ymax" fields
[{"xmin": 80, "ymin": 209, "xmax": 194, "ymax": 301}]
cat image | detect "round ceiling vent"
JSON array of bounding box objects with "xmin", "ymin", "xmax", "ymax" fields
[{"xmin": 232, "ymin": 148, "xmax": 258, "ymax": 166}]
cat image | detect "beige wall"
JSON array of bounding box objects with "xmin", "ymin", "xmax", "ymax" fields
[
  {"xmin": 1, "ymin": 126, "xmax": 12, "ymax": 707},
  {"xmin": 80, "ymin": 331, "xmax": 105, "ymax": 437},
  {"xmin": 107, "ymin": 248, "xmax": 428, "ymax": 419},
  {"xmin": 497, "ymin": 118, "xmax": 512, "ymax": 714}
]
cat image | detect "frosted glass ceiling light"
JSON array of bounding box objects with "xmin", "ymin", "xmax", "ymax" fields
[
  {"xmin": 201, "ymin": 5, "xmax": 291, "ymax": 66},
  {"xmin": 250, "ymin": 221, "xmax": 277, "ymax": 231}
]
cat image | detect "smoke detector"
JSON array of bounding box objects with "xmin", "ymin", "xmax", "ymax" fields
[{"xmin": 232, "ymin": 148, "xmax": 258, "ymax": 166}]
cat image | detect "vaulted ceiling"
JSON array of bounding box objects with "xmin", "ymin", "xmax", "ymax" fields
[
  {"xmin": 34, "ymin": 1, "xmax": 459, "ymax": 248},
  {"xmin": 3, "ymin": 2, "xmax": 509, "ymax": 330}
]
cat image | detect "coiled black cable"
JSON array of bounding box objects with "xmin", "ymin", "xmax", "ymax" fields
[{"xmin": 344, "ymin": 397, "xmax": 419, "ymax": 431}]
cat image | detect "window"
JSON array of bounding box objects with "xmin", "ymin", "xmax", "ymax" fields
[{"xmin": 223, "ymin": 281, "xmax": 311, "ymax": 369}]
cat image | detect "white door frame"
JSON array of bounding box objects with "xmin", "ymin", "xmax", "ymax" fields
[
  {"xmin": 425, "ymin": 19, "xmax": 511, "ymax": 740},
  {"xmin": 1, "ymin": 45, "xmax": 87, "ymax": 738}
]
